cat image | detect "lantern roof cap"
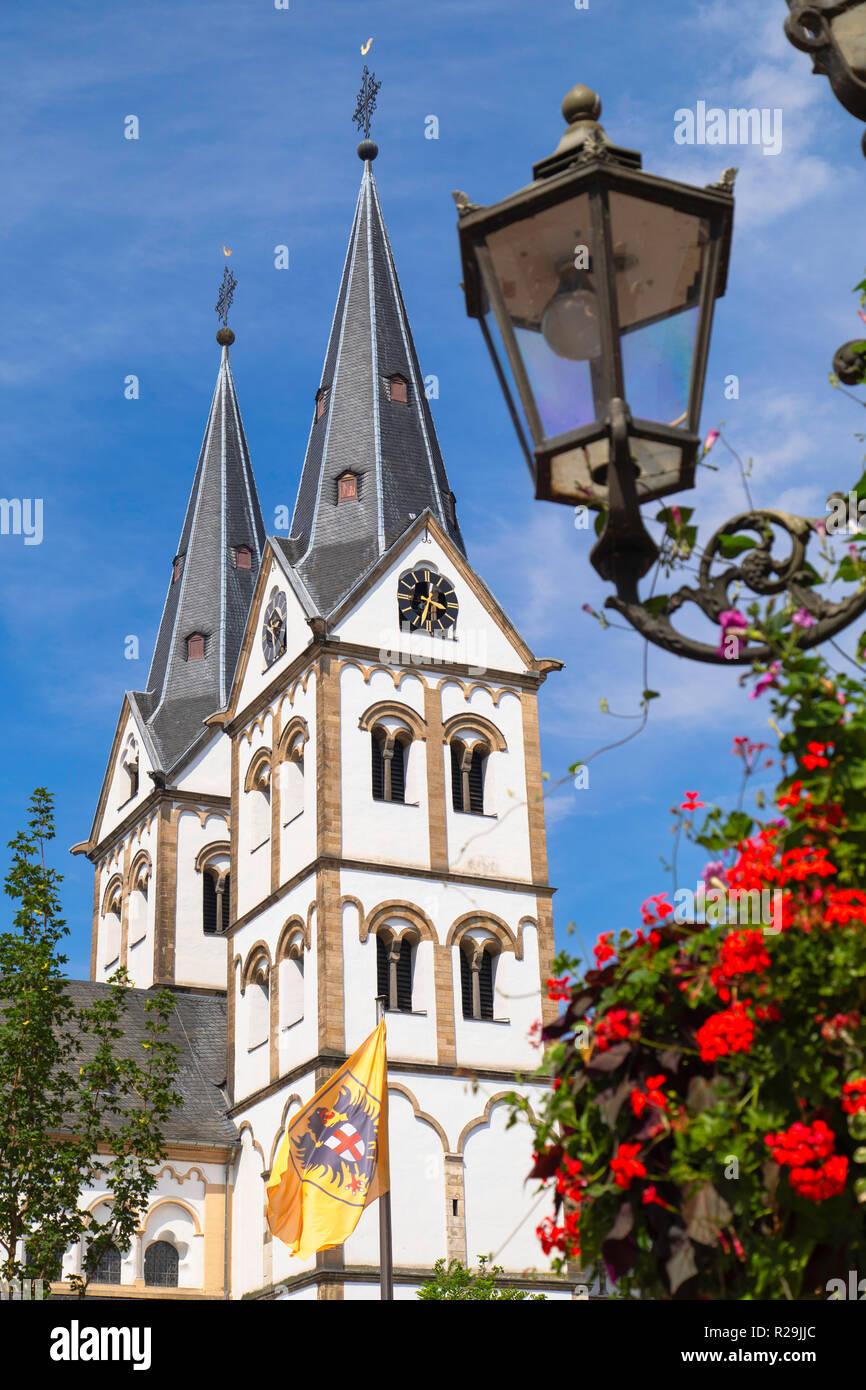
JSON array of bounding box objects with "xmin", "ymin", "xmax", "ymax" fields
[{"xmin": 533, "ymin": 81, "xmax": 642, "ymax": 180}]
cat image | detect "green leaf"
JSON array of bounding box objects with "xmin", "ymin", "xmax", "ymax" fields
[
  {"xmin": 642, "ymin": 595, "xmax": 670, "ymax": 619},
  {"xmin": 717, "ymin": 534, "xmax": 758, "ymax": 559}
]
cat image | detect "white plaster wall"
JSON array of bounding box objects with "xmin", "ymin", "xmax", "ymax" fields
[
  {"xmin": 344, "ymin": 1089, "xmax": 446, "ymax": 1268},
  {"xmin": 175, "ymin": 731, "xmax": 230, "ymax": 796},
  {"xmin": 174, "ymin": 809, "xmax": 230, "ymax": 989},
  {"xmin": 440, "ymin": 683, "xmax": 532, "ymax": 882},
  {"xmin": 333, "ymin": 532, "xmax": 528, "ymax": 676},
  {"xmin": 231, "ymin": 1128, "xmax": 266, "ymax": 1297},
  {"xmin": 236, "ymin": 712, "xmax": 274, "ymax": 920},
  {"xmin": 340, "ymin": 664, "xmax": 429, "ymax": 869},
  {"xmin": 464, "ymin": 1098, "xmax": 550, "ymax": 1273}
]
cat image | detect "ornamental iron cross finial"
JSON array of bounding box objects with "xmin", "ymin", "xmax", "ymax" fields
[
  {"xmin": 215, "ymin": 265, "xmax": 237, "ymax": 329},
  {"xmin": 353, "ymin": 64, "xmax": 381, "ymax": 140}
]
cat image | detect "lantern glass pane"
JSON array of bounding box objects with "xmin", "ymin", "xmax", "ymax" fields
[
  {"xmin": 482, "ymin": 193, "xmax": 610, "ymax": 441},
  {"xmin": 608, "ymin": 191, "xmax": 711, "ymax": 430}
]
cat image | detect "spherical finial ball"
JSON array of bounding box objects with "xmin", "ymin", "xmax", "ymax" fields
[
  {"xmin": 562, "ymin": 83, "xmax": 601, "ymax": 126},
  {"xmin": 216, "ymin": 327, "xmax": 235, "ymax": 347},
  {"xmin": 357, "ymin": 139, "xmax": 379, "ymax": 162}
]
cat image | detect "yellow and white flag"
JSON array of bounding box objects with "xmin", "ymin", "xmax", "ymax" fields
[{"xmin": 266, "ymin": 1021, "xmax": 389, "ymax": 1259}]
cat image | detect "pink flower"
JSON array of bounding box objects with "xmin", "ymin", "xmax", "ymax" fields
[
  {"xmin": 703, "ymin": 428, "xmax": 720, "ymax": 454},
  {"xmin": 703, "ymin": 860, "xmax": 727, "ymax": 887},
  {"xmin": 849, "ymin": 543, "xmax": 859, "ymax": 561},
  {"xmin": 717, "ymin": 609, "xmax": 748, "ymax": 659},
  {"xmin": 671, "ymin": 505, "xmax": 682, "ymax": 526},
  {"xmin": 792, "ymin": 607, "xmax": 816, "ymax": 629},
  {"xmin": 749, "ymin": 662, "xmax": 781, "ymax": 700},
  {"xmin": 859, "ymin": 309, "xmax": 866, "ymax": 326}
]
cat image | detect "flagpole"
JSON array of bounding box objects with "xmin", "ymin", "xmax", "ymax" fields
[{"xmin": 375, "ymin": 995, "xmax": 394, "ymax": 1301}]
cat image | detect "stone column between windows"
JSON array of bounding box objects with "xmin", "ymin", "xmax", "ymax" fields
[
  {"xmin": 89, "ymin": 862, "xmax": 101, "ymax": 981},
  {"xmin": 119, "ymin": 835, "xmax": 132, "ymax": 970},
  {"xmin": 153, "ymin": 800, "xmax": 177, "ymax": 985},
  {"xmin": 444, "ymin": 1154, "xmax": 467, "ymax": 1264},
  {"xmin": 316, "ymin": 657, "xmax": 344, "ymax": 1055},
  {"xmin": 536, "ymin": 894, "xmax": 558, "ymax": 1027},
  {"xmin": 270, "ymin": 704, "xmax": 282, "ymax": 895},
  {"xmin": 433, "ymin": 942, "xmax": 457, "ymax": 1068},
  {"xmin": 203, "ymin": 1175, "xmax": 227, "ymax": 1296},
  {"xmin": 269, "ymin": 956, "xmax": 280, "ymax": 1084},
  {"xmin": 520, "ymin": 690, "xmax": 549, "ymax": 884},
  {"xmin": 423, "ymin": 683, "xmax": 448, "ymax": 871}
]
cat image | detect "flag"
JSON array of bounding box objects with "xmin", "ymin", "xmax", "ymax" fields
[{"xmin": 266, "ymin": 1020, "xmax": 389, "ymax": 1259}]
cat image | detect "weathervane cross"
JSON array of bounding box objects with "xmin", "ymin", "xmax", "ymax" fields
[
  {"xmin": 352, "ymin": 64, "xmax": 381, "ymax": 141},
  {"xmin": 215, "ymin": 265, "xmax": 237, "ymax": 329}
]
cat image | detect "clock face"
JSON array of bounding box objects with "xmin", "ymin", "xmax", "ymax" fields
[
  {"xmin": 397, "ymin": 566, "xmax": 458, "ymax": 634},
  {"xmin": 262, "ymin": 588, "xmax": 287, "ymax": 666}
]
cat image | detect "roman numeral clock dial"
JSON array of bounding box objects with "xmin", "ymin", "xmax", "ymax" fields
[{"xmin": 397, "ymin": 567, "xmax": 458, "ymax": 634}]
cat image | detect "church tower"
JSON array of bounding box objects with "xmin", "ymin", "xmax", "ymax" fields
[
  {"xmin": 72, "ymin": 98, "xmax": 565, "ymax": 1300},
  {"xmin": 222, "ymin": 135, "xmax": 563, "ymax": 1298},
  {"xmin": 75, "ymin": 330, "xmax": 266, "ymax": 994}
]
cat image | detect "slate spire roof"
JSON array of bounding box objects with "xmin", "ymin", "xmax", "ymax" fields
[
  {"xmin": 141, "ymin": 339, "xmax": 266, "ymax": 771},
  {"xmin": 286, "ymin": 153, "xmax": 465, "ymax": 615}
]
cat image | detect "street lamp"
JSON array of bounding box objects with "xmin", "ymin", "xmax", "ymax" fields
[
  {"xmin": 454, "ymin": 84, "xmax": 734, "ymax": 602},
  {"xmin": 455, "ymin": 82, "xmax": 866, "ymax": 663},
  {"xmin": 785, "ymin": 2, "xmax": 866, "ymax": 137}
]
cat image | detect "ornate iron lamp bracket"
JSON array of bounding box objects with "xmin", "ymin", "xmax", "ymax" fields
[
  {"xmin": 602, "ymin": 508, "xmax": 866, "ymax": 664},
  {"xmin": 785, "ymin": 1, "xmax": 866, "ymax": 150}
]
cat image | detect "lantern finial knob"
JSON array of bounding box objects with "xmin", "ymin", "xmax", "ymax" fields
[{"xmin": 562, "ymin": 83, "xmax": 601, "ymax": 126}]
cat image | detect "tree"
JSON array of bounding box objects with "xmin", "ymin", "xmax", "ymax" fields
[
  {"xmin": 511, "ymin": 639, "xmax": 866, "ymax": 1299},
  {"xmin": 0, "ymin": 789, "xmax": 181, "ymax": 1295},
  {"xmin": 417, "ymin": 1256, "xmax": 546, "ymax": 1300}
]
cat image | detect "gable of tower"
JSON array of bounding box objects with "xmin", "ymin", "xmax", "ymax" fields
[
  {"xmin": 225, "ymin": 540, "xmax": 320, "ymax": 720},
  {"xmin": 329, "ymin": 512, "xmax": 536, "ymax": 678},
  {"xmin": 87, "ymin": 696, "xmax": 159, "ymax": 849}
]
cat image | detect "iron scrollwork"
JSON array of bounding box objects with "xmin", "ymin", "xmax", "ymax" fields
[{"xmin": 603, "ymin": 509, "xmax": 866, "ymax": 665}]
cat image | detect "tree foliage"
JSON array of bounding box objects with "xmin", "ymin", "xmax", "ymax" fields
[
  {"xmin": 417, "ymin": 1255, "xmax": 546, "ymax": 1300},
  {"xmin": 0, "ymin": 789, "xmax": 181, "ymax": 1295}
]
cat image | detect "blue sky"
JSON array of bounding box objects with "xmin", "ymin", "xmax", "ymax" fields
[{"xmin": 2, "ymin": 0, "xmax": 865, "ymax": 978}]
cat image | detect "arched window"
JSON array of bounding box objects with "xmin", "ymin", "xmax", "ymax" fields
[
  {"xmin": 451, "ymin": 739, "xmax": 487, "ymax": 815},
  {"xmin": 279, "ymin": 722, "xmax": 307, "ymax": 825},
  {"xmin": 128, "ymin": 854, "xmax": 150, "ymax": 950},
  {"xmin": 102, "ymin": 878, "xmax": 122, "ymax": 971},
  {"xmin": 371, "ymin": 728, "xmax": 406, "ymax": 804},
  {"xmin": 186, "ymin": 633, "xmax": 205, "ymax": 661},
  {"xmin": 247, "ymin": 964, "xmax": 270, "ymax": 1051},
  {"xmin": 172, "ymin": 554, "xmax": 184, "ymax": 584},
  {"xmin": 315, "ymin": 387, "xmax": 329, "ymax": 421},
  {"xmin": 144, "ymin": 1240, "xmax": 178, "ymax": 1289},
  {"xmin": 91, "ymin": 1243, "xmax": 121, "ymax": 1285},
  {"xmin": 245, "ymin": 752, "xmax": 271, "ymax": 850},
  {"xmin": 376, "ymin": 933, "xmax": 413, "ymax": 1012},
  {"xmin": 281, "ymin": 955, "xmax": 304, "ymax": 1029},
  {"xmin": 460, "ymin": 942, "xmax": 496, "ymax": 1021}
]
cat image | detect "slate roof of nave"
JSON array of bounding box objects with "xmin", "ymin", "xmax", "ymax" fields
[{"xmin": 64, "ymin": 982, "xmax": 238, "ymax": 1149}]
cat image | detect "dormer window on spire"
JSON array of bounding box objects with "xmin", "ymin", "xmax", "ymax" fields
[
  {"xmin": 186, "ymin": 633, "xmax": 206, "ymax": 661},
  {"xmin": 315, "ymin": 387, "xmax": 329, "ymax": 422},
  {"xmin": 172, "ymin": 554, "xmax": 184, "ymax": 584},
  {"xmin": 388, "ymin": 374, "xmax": 408, "ymax": 404},
  {"xmin": 337, "ymin": 472, "xmax": 358, "ymax": 503},
  {"xmin": 233, "ymin": 544, "xmax": 252, "ymax": 570}
]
